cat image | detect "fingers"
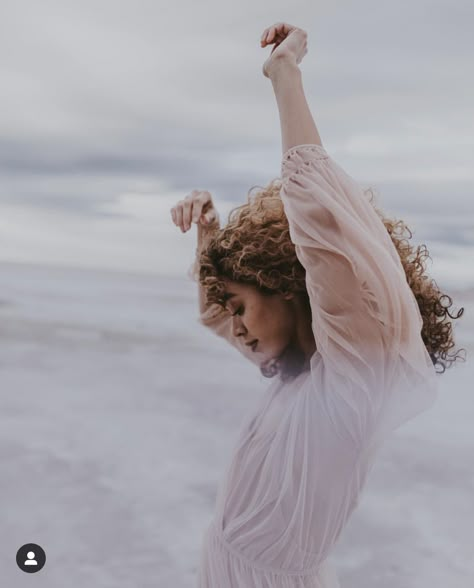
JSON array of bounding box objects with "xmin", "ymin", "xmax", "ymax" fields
[
  {"xmin": 182, "ymin": 194, "xmax": 193, "ymax": 231},
  {"xmin": 171, "ymin": 196, "xmax": 189, "ymax": 233},
  {"xmin": 261, "ymin": 25, "xmax": 279, "ymax": 46},
  {"xmin": 178, "ymin": 197, "xmax": 192, "ymax": 232},
  {"xmin": 174, "ymin": 203, "xmax": 184, "ymax": 232},
  {"xmin": 260, "ymin": 23, "xmax": 301, "ymax": 46},
  {"xmin": 170, "ymin": 190, "xmax": 212, "ymax": 232},
  {"xmin": 261, "ymin": 26, "xmax": 274, "ymax": 45},
  {"xmin": 191, "ymin": 192, "xmax": 208, "ymax": 223}
]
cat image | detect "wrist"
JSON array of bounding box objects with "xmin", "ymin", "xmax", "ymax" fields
[
  {"xmin": 267, "ymin": 53, "xmax": 300, "ymax": 81},
  {"xmin": 197, "ymin": 220, "xmax": 220, "ymax": 247}
]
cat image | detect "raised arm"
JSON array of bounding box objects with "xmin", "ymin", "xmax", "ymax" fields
[
  {"xmin": 261, "ymin": 24, "xmax": 438, "ymax": 446},
  {"xmin": 196, "ymin": 221, "xmax": 219, "ymax": 315},
  {"xmin": 188, "ymin": 222, "xmax": 262, "ymax": 367},
  {"xmin": 270, "ymin": 56, "xmax": 322, "ymax": 153},
  {"xmin": 262, "ymin": 23, "xmax": 322, "ymax": 153},
  {"xmin": 181, "ymin": 192, "xmax": 262, "ymax": 367}
]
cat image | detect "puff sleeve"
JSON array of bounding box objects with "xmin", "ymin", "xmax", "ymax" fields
[{"xmin": 279, "ymin": 144, "xmax": 439, "ymax": 448}]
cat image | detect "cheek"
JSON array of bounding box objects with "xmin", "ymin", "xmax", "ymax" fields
[{"xmin": 252, "ymin": 303, "xmax": 293, "ymax": 339}]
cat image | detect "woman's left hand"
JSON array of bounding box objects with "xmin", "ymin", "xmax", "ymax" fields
[{"xmin": 260, "ymin": 22, "xmax": 308, "ymax": 78}]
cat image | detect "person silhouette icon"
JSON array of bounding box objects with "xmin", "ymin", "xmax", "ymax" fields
[
  {"xmin": 24, "ymin": 551, "xmax": 38, "ymax": 566},
  {"xmin": 16, "ymin": 543, "xmax": 46, "ymax": 573}
]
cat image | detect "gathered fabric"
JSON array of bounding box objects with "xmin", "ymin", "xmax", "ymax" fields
[{"xmin": 191, "ymin": 144, "xmax": 439, "ymax": 587}]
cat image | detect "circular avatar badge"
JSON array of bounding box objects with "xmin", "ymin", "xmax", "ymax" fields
[{"xmin": 16, "ymin": 543, "xmax": 46, "ymax": 573}]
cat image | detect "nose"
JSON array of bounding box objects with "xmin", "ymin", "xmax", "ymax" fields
[{"xmin": 231, "ymin": 315, "xmax": 247, "ymax": 338}]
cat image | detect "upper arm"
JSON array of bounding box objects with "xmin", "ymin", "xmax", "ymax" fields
[
  {"xmin": 280, "ymin": 144, "xmax": 419, "ymax": 352},
  {"xmin": 280, "ymin": 144, "xmax": 438, "ymax": 444}
]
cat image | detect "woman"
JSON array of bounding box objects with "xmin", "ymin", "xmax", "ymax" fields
[{"xmin": 171, "ymin": 23, "xmax": 465, "ymax": 588}]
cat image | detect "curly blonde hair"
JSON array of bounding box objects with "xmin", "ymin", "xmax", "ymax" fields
[{"xmin": 198, "ymin": 178, "xmax": 466, "ymax": 381}]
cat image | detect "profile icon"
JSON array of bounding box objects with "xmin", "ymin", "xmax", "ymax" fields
[
  {"xmin": 16, "ymin": 543, "xmax": 46, "ymax": 573},
  {"xmin": 24, "ymin": 551, "xmax": 38, "ymax": 566}
]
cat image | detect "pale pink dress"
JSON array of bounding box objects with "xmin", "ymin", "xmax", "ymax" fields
[{"xmin": 189, "ymin": 144, "xmax": 439, "ymax": 587}]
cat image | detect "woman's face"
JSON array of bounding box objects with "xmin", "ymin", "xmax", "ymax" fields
[{"xmin": 221, "ymin": 278, "xmax": 304, "ymax": 364}]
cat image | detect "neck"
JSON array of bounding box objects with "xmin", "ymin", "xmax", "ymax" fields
[{"xmin": 292, "ymin": 293, "xmax": 317, "ymax": 362}]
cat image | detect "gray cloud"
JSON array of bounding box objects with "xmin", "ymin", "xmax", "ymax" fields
[{"xmin": 0, "ymin": 0, "xmax": 472, "ymax": 268}]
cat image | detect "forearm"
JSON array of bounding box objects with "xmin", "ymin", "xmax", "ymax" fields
[
  {"xmin": 196, "ymin": 221, "xmax": 219, "ymax": 314},
  {"xmin": 269, "ymin": 56, "xmax": 322, "ymax": 155}
]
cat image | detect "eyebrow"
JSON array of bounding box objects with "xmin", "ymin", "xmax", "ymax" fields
[{"xmin": 222, "ymin": 292, "xmax": 237, "ymax": 302}]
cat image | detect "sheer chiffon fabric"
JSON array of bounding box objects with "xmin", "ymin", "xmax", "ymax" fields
[{"xmin": 190, "ymin": 144, "xmax": 439, "ymax": 587}]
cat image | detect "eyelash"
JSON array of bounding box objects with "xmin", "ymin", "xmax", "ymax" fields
[{"xmin": 232, "ymin": 305, "xmax": 244, "ymax": 316}]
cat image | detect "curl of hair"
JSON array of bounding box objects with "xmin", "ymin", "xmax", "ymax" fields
[{"xmin": 198, "ymin": 178, "xmax": 466, "ymax": 380}]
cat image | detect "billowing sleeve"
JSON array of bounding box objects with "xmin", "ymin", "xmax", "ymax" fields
[
  {"xmin": 279, "ymin": 144, "xmax": 439, "ymax": 447},
  {"xmin": 187, "ymin": 257, "xmax": 261, "ymax": 367}
]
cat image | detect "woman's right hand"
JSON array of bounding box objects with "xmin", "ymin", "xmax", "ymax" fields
[{"xmin": 170, "ymin": 190, "xmax": 220, "ymax": 233}]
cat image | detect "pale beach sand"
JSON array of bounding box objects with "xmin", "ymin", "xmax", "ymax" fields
[{"xmin": 0, "ymin": 261, "xmax": 472, "ymax": 587}]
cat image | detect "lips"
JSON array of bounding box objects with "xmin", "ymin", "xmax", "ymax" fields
[{"xmin": 246, "ymin": 339, "xmax": 258, "ymax": 352}]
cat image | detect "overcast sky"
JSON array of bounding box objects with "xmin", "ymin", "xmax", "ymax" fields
[{"xmin": 0, "ymin": 0, "xmax": 472, "ymax": 288}]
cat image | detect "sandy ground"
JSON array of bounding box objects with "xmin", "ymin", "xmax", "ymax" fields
[{"xmin": 0, "ymin": 261, "xmax": 472, "ymax": 587}]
